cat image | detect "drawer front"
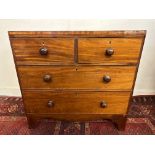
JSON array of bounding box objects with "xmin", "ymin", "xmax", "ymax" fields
[
  {"xmin": 10, "ymin": 38, "xmax": 74, "ymax": 65},
  {"xmin": 18, "ymin": 66, "xmax": 136, "ymax": 90},
  {"xmin": 78, "ymin": 38, "xmax": 142, "ymax": 64},
  {"xmin": 23, "ymin": 91, "xmax": 130, "ymax": 114}
]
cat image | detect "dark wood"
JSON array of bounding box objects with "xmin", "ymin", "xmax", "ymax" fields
[
  {"xmin": 17, "ymin": 66, "xmax": 136, "ymax": 90},
  {"xmin": 47, "ymin": 100, "xmax": 54, "ymax": 107},
  {"xmin": 26, "ymin": 113, "xmax": 115, "ymax": 122},
  {"xmin": 112, "ymin": 115, "xmax": 127, "ymax": 130},
  {"xmin": 9, "ymin": 31, "xmax": 146, "ymax": 130},
  {"xmin": 100, "ymin": 101, "xmax": 107, "ymax": 108},
  {"xmin": 103, "ymin": 75, "xmax": 111, "ymax": 83},
  {"xmin": 105, "ymin": 48, "xmax": 114, "ymax": 56},
  {"xmin": 74, "ymin": 38, "xmax": 78, "ymax": 64},
  {"xmin": 9, "ymin": 31, "xmax": 146, "ymax": 38},
  {"xmin": 27, "ymin": 116, "xmax": 38, "ymax": 129},
  {"xmin": 39, "ymin": 47, "xmax": 48, "ymax": 55},
  {"xmin": 43, "ymin": 74, "xmax": 52, "ymax": 82}
]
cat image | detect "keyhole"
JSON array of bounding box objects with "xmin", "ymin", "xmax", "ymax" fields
[
  {"xmin": 76, "ymin": 68, "xmax": 78, "ymax": 71},
  {"xmin": 42, "ymin": 42, "xmax": 45, "ymax": 46}
]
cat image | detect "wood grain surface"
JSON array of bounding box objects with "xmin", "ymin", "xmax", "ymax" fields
[
  {"xmin": 9, "ymin": 31, "xmax": 146, "ymax": 129},
  {"xmin": 10, "ymin": 38, "xmax": 74, "ymax": 65},
  {"xmin": 9, "ymin": 30, "xmax": 146, "ymax": 38},
  {"xmin": 78, "ymin": 38, "xmax": 142, "ymax": 64},
  {"xmin": 17, "ymin": 66, "xmax": 136, "ymax": 90},
  {"xmin": 23, "ymin": 91, "xmax": 130, "ymax": 114}
]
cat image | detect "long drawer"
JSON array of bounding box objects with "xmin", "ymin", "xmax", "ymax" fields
[
  {"xmin": 23, "ymin": 91, "xmax": 131, "ymax": 114},
  {"xmin": 78, "ymin": 38, "xmax": 142, "ymax": 64},
  {"xmin": 18, "ymin": 66, "xmax": 136, "ymax": 90},
  {"xmin": 10, "ymin": 38, "xmax": 74, "ymax": 65}
]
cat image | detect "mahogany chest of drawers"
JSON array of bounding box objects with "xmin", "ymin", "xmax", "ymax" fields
[{"xmin": 9, "ymin": 31, "xmax": 146, "ymax": 130}]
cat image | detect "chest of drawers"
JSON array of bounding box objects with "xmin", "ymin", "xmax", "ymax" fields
[{"xmin": 9, "ymin": 31, "xmax": 146, "ymax": 130}]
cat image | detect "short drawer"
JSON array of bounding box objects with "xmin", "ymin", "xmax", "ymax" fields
[
  {"xmin": 10, "ymin": 38, "xmax": 74, "ymax": 65},
  {"xmin": 78, "ymin": 38, "xmax": 143, "ymax": 64},
  {"xmin": 18, "ymin": 66, "xmax": 136, "ymax": 90},
  {"xmin": 23, "ymin": 91, "xmax": 130, "ymax": 114}
]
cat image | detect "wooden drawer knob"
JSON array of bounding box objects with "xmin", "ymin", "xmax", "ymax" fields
[
  {"xmin": 103, "ymin": 75, "xmax": 111, "ymax": 83},
  {"xmin": 105, "ymin": 48, "xmax": 114, "ymax": 56},
  {"xmin": 47, "ymin": 100, "xmax": 54, "ymax": 107},
  {"xmin": 39, "ymin": 47, "xmax": 48, "ymax": 55},
  {"xmin": 100, "ymin": 101, "xmax": 107, "ymax": 108},
  {"xmin": 43, "ymin": 74, "xmax": 52, "ymax": 82}
]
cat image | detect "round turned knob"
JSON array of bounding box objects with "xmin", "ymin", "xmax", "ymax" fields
[
  {"xmin": 43, "ymin": 74, "xmax": 52, "ymax": 82},
  {"xmin": 100, "ymin": 101, "xmax": 107, "ymax": 108},
  {"xmin": 105, "ymin": 48, "xmax": 114, "ymax": 56},
  {"xmin": 39, "ymin": 47, "xmax": 48, "ymax": 55},
  {"xmin": 47, "ymin": 100, "xmax": 54, "ymax": 107},
  {"xmin": 103, "ymin": 75, "xmax": 111, "ymax": 83}
]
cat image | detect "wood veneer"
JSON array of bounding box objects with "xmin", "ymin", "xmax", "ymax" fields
[
  {"xmin": 9, "ymin": 31, "xmax": 146, "ymax": 130},
  {"xmin": 78, "ymin": 38, "xmax": 142, "ymax": 64},
  {"xmin": 23, "ymin": 91, "xmax": 130, "ymax": 114},
  {"xmin": 17, "ymin": 66, "xmax": 136, "ymax": 90},
  {"xmin": 10, "ymin": 38, "xmax": 74, "ymax": 65}
]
